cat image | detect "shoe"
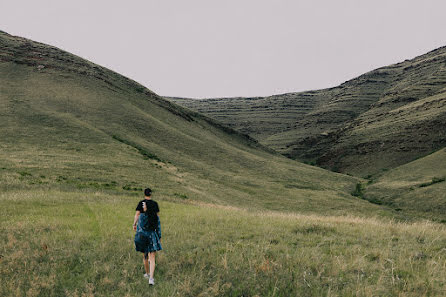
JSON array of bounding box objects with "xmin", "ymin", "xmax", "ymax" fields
[
  {"xmin": 149, "ymin": 278, "xmax": 155, "ymax": 285},
  {"xmin": 144, "ymin": 273, "xmax": 149, "ymax": 279}
]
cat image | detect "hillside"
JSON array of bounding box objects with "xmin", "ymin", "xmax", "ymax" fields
[
  {"xmin": 0, "ymin": 30, "xmax": 385, "ymax": 217},
  {"xmin": 170, "ymin": 47, "xmax": 446, "ymax": 176},
  {"xmin": 2, "ymin": 31, "xmax": 446, "ymax": 297},
  {"xmin": 364, "ymin": 148, "xmax": 446, "ymax": 220}
]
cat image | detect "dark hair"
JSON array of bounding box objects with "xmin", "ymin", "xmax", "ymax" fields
[{"xmin": 144, "ymin": 188, "xmax": 152, "ymax": 197}]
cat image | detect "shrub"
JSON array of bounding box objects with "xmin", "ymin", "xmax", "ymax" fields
[
  {"xmin": 351, "ymin": 183, "xmax": 364, "ymax": 198},
  {"xmin": 174, "ymin": 193, "xmax": 188, "ymax": 200}
]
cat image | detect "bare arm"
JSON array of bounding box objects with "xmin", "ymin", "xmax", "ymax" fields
[
  {"xmin": 156, "ymin": 212, "xmax": 161, "ymax": 239},
  {"xmin": 133, "ymin": 210, "xmax": 140, "ymax": 231}
]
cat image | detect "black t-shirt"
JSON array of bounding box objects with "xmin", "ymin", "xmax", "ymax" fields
[{"xmin": 136, "ymin": 199, "xmax": 159, "ymax": 231}]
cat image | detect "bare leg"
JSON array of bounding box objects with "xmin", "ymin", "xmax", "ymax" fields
[
  {"xmin": 143, "ymin": 254, "xmax": 149, "ymax": 274},
  {"xmin": 149, "ymin": 252, "xmax": 156, "ymax": 279}
]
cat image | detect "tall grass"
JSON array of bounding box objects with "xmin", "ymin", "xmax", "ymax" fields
[{"xmin": 1, "ymin": 190, "xmax": 445, "ymax": 296}]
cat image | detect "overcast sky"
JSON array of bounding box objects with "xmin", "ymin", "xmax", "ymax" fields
[{"xmin": 2, "ymin": 0, "xmax": 446, "ymax": 98}]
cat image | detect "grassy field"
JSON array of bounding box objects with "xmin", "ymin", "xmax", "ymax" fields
[{"xmin": 1, "ymin": 189, "xmax": 446, "ymax": 297}]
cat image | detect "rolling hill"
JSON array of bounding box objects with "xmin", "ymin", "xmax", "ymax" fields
[
  {"xmin": 2, "ymin": 31, "xmax": 446, "ymax": 297},
  {"xmin": 364, "ymin": 147, "xmax": 446, "ymax": 219},
  {"xmin": 0, "ymin": 30, "xmax": 384, "ymax": 217},
  {"xmin": 170, "ymin": 47, "xmax": 446, "ymax": 176}
]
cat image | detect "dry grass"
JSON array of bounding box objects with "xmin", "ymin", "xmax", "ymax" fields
[{"xmin": 1, "ymin": 190, "xmax": 445, "ymax": 296}]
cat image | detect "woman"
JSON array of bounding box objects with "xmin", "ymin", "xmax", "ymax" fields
[{"xmin": 133, "ymin": 188, "xmax": 162, "ymax": 285}]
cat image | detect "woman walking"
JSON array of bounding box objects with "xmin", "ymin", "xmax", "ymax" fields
[{"xmin": 133, "ymin": 188, "xmax": 162, "ymax": 285}]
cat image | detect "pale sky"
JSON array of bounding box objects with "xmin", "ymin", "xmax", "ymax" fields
[{"xmin": 1, "ymin": 0, "xmax": 446, "ymax": 98}]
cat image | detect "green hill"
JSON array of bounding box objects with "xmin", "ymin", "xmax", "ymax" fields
[
  {"xmin": 365, "ymin": 148, "xmax": 446, "ymax": 220},
  {"xmin": 0, "ymin": 30, "xmax": 383, "ymax": 216},
  {"xmin": 2, "ymin": 31, "xmax": 446, "ymax": 297},
  {"xmin": 170, "ymin": 46, "xmax": 446, "ymax": 176}
]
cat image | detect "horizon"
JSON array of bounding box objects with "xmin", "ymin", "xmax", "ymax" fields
[{"xmin": 1, "ymin": 0, "xmax": 446, "ymax": 98}]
